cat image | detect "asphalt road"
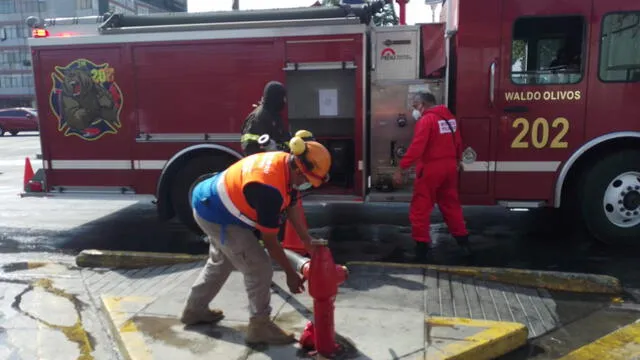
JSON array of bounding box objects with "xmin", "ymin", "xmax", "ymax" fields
[
  {"xmin": 1, "ymin": 134, "xmax": 640, "ymax": 359},
  {"xmin": 0, "ymin": 133, "xmax": 205, "ymax": 256}
]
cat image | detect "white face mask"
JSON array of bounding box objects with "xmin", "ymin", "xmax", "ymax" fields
[
  {"xmin": 412, "ymin": 109, "xmax": 422, "ymax": 121},
  {"xmin": 294, "ymin": 182, "xmax": 312, "ymax": 191}
]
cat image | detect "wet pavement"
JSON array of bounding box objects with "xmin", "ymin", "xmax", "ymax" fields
[
  {"xmin": 0, "ymin": 261, "xmax": 119, "ymax": 359},
  {"xmin": 2, "ymin": 135, "xmax": 640, "ymax": 359},
  {"xmin": 95, "ymin": 263, "xmax": 533, "ymax": 360},
  {"xmin": 2, "ymin": 137, "xmax": 639, "ymax": 281}
]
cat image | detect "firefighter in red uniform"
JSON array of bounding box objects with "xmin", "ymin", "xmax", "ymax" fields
[{"xmin": 393, "ymin": 92, "xmax": 471, "ymax": 262}]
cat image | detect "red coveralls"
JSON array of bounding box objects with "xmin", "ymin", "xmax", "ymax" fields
[{"xmin": 399, "ymin": 105, "xmax": 469, "ymax": 244}]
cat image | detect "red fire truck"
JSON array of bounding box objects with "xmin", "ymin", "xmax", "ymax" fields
[{"xmin": 23, "ymin": 0, "xmax": 640, "ymax": 244}]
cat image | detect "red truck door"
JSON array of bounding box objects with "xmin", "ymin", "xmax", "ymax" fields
[
  {"xmin": 496, "ymin": 0, "xmax": 592, "ymax": 203},
  {"xmin": 34, "ymin": 48, "xmax": 135, "ymax": 192},
  {"xmin": 586, "ymin": 1, "xmax": 640, "ymax": 136},
  {"xmin": 455, "ymin": 0, "xmax": 501, "ymax": 205}
]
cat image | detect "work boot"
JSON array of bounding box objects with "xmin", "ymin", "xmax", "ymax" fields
[
  {"xmin": 180, "ymin": 308, "xmax": 225, "ymax": 326},
  {"xmin": 245, "ymin": 315, "xmax": 296, "ymax": 345},
  {"xmin": 414, "ymin": 241, "xmax": 432, "ymax": 263},
  {"xmin": 454, "ymin": 235, "xmax": 472, "ymax": 257}
]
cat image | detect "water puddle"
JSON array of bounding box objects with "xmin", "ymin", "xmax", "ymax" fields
[{"xmin": 11, "ymin": 277, "xmax": 95, "ymax": 360}]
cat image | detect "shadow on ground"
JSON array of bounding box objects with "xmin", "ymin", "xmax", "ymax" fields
[
  {"xmin": 0, "ymin": 202, "xmax": 207, "ymax": 255},
  {"xmin": 1, "ymin": 202, "xmax": 640, "ymax": 290},
  {"xmin": 498, "ymin": 297, "xmax": 640, "ymax": 359}
]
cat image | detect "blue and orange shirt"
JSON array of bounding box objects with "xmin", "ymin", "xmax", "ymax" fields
[{"xmin": 191, "ymin": 151, "xmax": 298, "ymax": 235}]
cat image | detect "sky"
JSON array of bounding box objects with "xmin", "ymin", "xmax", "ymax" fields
[{"xmin": 187, "ymin": 0, "xmax": 441, "ymax": 25}]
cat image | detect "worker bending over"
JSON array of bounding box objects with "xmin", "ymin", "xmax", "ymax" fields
[
  {"xmin": 180, "ymin": 134, "xmax": 331, "ymax": 345},
  {"xmin": 394, "ymin": 92, "xmax": 471, "ymax": 262}
]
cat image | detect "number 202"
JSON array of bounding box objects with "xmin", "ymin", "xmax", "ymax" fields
[{"xmin": 511, "ymin": 117, "xmax": 569, "ymax": 149}]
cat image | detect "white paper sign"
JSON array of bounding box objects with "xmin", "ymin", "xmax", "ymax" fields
[{"xmin": 318, "ymin": 89, "xmax": 338, "ymax": 117}]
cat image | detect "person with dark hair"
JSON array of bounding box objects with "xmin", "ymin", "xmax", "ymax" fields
[
  {"xmin": 240, "ymin": 81, "xmax": 292, "ymax": 156},
  {"xmin": 549, "ymin": 46, "xmax": 581, "ymax": 72},
  {"xmin": 394, "ymin": 91, "xmax": 471, "ymax": 262}
]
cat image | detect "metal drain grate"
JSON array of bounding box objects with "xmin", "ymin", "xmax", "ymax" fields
[
  {"xmin": 425, "ymin": 270, "xmax": 558, "ymax": 338},
  {"xmin": 342, "ymin": 265, "xmax": 561, "ymax": 339}
]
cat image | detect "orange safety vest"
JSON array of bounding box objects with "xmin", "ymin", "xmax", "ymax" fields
[{"xmin": 216, "ymin": 151, "xmax": 293, "ymax": 232}]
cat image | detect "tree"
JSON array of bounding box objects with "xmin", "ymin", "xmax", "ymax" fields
[
  {"xmin": 512, "ymin": 40, "xmax": 526, "ymax": 67},
  {"xmin": 372, "ymin": 2, "xmax": 398, "ymax": 26},
  {"xmin": 321, "ymin": 0, "xmax": 398, "ymax": 26}
]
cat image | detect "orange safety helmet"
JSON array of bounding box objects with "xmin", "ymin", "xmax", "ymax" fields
[{"xmin": 289, "ymin": 131, "xmax": 331, "ymax": 187}]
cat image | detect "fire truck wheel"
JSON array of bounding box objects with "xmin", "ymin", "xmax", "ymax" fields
[
  {"xmin": 171, "ymin": 155, "xmax": 232, "ymax": 235},
  {"xmin": 580, "ymin": 150, "xmax": 640, "ymax": 244}
]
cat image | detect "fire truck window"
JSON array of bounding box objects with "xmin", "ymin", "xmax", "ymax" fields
[
  {"xmin": 511, "ymin": 16, "xmax": 585, "ymax": 85},
  {"xmin": 599, "ymin": 12, "xmax": 640, "ymax": 82}
]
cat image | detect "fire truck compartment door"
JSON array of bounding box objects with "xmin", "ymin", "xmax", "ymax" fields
[
  {"xmin": 454, "ymin": 0, "xmax": 502, "ymax": 201},
  {"xmin": 285, "ymin": 67, "xmax": 360, "ymax": 195},
  {"xmin": 496, "ymin": 0, "xmax": 591, "ymax": 201},
  {"xmin": 35, "ymin": 48, "xmax": 135, "ymax": 191}
]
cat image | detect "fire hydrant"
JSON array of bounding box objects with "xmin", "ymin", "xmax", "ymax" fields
[{"xmin": 283, "ymin": 240, "xmax": 349, "ymax": 357}]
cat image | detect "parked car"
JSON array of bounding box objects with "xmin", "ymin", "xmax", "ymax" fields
[{"xmin": 0, "ymin": 107, "xmax": 39, "ymax": 136}]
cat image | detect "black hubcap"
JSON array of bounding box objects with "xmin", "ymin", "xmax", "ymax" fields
[{"xmin": 623, "ymin": 190, "xmax": 640, "ymax": 211}]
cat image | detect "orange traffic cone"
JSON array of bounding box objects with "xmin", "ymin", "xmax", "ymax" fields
[
  {"xmin": 283, "ymin": 198, "xmax": 310, "ymax": 256},
  {"xmin": 23, "ymin": 157, "xmax": 34, "ymax": 190}
]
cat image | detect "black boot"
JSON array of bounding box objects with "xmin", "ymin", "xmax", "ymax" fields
[
  {"xmin": 454, "ymin": 235, "xmax": 472, "ymax": 257},
  {"xmin": 414, "ymin": 241, "xmax": 431, "ymax": 263}
]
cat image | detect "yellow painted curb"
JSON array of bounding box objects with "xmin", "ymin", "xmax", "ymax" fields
[
  {"xmin": 425, "ymin": 317, "xmax": 528, "ymax": 360},
  {"xmin": 76, "ymin": 249, "xmax": 207, "ymax": 269},
  {"xmin": 558, "ymin": 319, "xmax": 640, "ymax": 360},
  {"xmin": 101, "ymin": 295, "xmax": 154, "ymax": 360},
  {"xmin": 346, "ymin": 261, "xmax": 623, "ymax": 295}
]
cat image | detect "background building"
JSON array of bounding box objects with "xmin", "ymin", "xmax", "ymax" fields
[{"xmin": 0, "ymin": 0, "xmax": 187, "ymax": 108}]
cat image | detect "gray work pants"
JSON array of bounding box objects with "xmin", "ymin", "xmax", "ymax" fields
[{"xmin": 183, "ymin": 210, "xmax": 273, "ymax": 317}]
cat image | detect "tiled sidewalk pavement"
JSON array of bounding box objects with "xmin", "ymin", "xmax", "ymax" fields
[{"xmin": 81, "ymin": 262, "xmax": 584, "ymax": 359}]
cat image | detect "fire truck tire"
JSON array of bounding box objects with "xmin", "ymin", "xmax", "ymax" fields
[
  {"xmin": 171, "ymin": 155, "xmax": 233, "ymax": 235},
  {"xmin": 580, "ymin": 150, "xmax": 640, "ymax": 245}
]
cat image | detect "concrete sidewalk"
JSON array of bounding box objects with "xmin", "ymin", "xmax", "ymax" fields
[
  {"xmin": 4, "ymin": 255, "xmax": 635, "ymax": 360},
  {"xmin": 88, "ymin": 261, "xmax": 592, "ymax": 360}
]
